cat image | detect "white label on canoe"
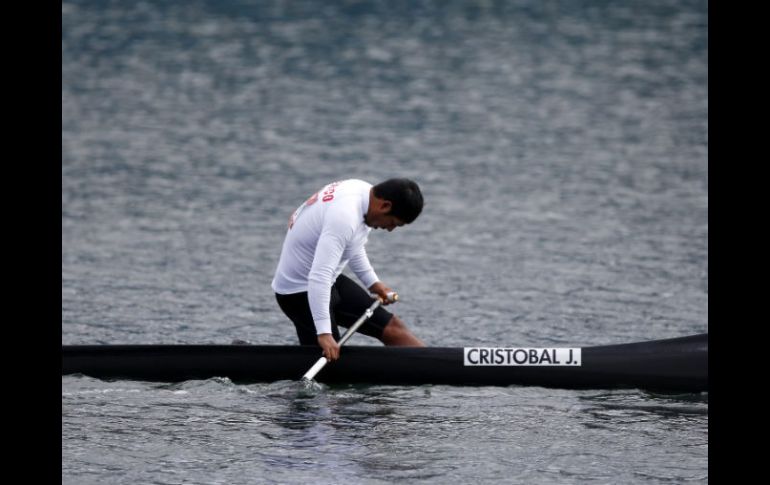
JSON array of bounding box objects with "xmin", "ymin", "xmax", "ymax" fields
[{"xmin": 463, "ymin": 348, "xmax": 582, "ymax": 366}]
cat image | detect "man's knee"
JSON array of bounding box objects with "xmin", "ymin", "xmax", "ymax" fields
[
  {"xmin": 382, "ymin": 315, "xmax": 406, "ymax": 338},
  {"xmin": 381, "ymin": 316, "xmax": 424, "ymax": 346}
]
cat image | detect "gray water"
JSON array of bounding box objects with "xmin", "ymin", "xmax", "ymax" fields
[{"xmin": 62, "ymin": 0, "xmax": 708, "ymax": 483}]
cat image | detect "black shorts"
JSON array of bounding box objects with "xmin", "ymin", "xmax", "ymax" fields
[{"xmin": 275, "ymin": 274, "xmax": 394, "ymax": 345}]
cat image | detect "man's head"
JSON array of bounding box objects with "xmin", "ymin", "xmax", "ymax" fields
[{"xmin": 366, "ymin": 178, "xmax": 424, "ymax": 231}]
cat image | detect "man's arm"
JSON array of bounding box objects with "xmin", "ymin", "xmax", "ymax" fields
[
  {"xmin": 349, "ymin": 246, "xmax": 399, "ymax": 306},
  {"xmin": 348, "ymin": 246, "xmax": 379, "ymax": 290},
  {"xmin": 307, "ymin": 214, "xmax": 354, "ymax": 361}
]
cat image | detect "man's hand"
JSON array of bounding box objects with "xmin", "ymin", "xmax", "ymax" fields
[
  {"xmin": 318, "ymin": 333, "xmax": 340, "ymax": 361},
  {"xmin": 369, "ymin": 281, "xmax": 397, "ymax": 305}
]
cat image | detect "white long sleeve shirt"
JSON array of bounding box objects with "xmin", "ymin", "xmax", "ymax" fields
[{"xmin": 271, "ymin": 179, "xmax": 379, "ymax": 335}]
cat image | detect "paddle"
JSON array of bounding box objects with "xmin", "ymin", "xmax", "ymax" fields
[{"xmin": 301, "ymin": 292, "xmax": 398, "ymax": 382}]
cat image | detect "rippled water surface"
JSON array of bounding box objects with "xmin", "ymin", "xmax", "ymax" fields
[{"xmin": 62, "ymin": 0, "xmax": 708, "ymax": 483}]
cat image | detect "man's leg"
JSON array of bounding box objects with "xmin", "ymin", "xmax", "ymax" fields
[
  {"xmin": 332, "ymin": 275, "xmax": 425, "ymax": 346},
  {"xmin": 276, "ymin": 292, "xmax": 340, "ymax": 345},
  {"xmin": 379, "ymin": 315, "xmax": 425, "ymax": 346}
]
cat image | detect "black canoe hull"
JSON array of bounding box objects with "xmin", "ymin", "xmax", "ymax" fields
[{"xmin": 62, "ymin": 333, "xmax": 707, "ymax": 392}]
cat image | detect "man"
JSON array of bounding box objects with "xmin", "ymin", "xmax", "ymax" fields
[{"xmin": 272, "ymin": 178, "xmax": 426, "ymax": 362}]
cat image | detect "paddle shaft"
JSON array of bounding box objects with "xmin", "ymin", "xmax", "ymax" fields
[{"xmin": 302, "ymin": 293, "xmax": 396, "ymax": 381}]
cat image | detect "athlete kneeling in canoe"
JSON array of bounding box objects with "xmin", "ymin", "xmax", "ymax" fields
[{"xmin": 272, "ymin": 178, "xmax": 425, "ymax": 362}]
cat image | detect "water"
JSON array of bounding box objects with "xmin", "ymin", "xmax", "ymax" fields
[
  {"xmin": 62, "ymin": 0, "xmax": 708, "ymax": 483},
  {"xmin": 63, "ymin": 377, "xmax": 707, "ymax": 484}
]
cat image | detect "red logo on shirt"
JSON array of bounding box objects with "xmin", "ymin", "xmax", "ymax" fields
[
  {"xmin": 321, "ymin": 181, "xmax": 341, "ymax": 202},
  {"xmin": 288, "ymin": 182, "xmax": 342, "ymax": 229}
]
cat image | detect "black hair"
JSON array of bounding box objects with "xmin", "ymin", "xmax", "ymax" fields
[{"xmin": 372, "ymin": 178, "xmax": 424, "ymax": 223}]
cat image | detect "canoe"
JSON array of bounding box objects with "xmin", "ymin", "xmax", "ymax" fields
[{"xmin": 62, "ymin": 333, "xmax": 707, "ymax": 392}]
